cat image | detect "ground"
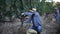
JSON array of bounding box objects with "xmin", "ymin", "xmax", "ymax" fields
[{"xmin": 0, "ymin": 15, "xmax": 60, "ymax": 34}]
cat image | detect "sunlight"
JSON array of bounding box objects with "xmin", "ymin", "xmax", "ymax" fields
[{"xmin": 53, "ymin": 0, "xmax": 60, "ymax": 2}]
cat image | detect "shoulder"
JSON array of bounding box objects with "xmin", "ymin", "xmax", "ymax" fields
[{"xmin": 34, "ymin": 12, "xmax": 40, "ymax": 15}]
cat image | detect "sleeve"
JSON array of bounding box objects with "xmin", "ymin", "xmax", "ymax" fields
[
  {"xmin": 57, "ymin": 10, "xmax": 59, "ymax": 15},
  {"xmin": 24, "ymin": 17, "xmax": 32, "ymax": 23},
  {"xmin": 23, "ymin": 12, "xmax": 32, "ymax": 23},
  {"xmin": 22, "ymin": 12, "xmax": 30, "ymax": 16},
  {"xmin": 36, "ymin": 12, "xmax": 42, "ymax": 26}
]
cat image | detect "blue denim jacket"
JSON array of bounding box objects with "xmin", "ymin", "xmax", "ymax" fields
[
  {"xmin": 55, "ymin": 9, "xmax": 60, "ymax": 21},
  {"xmin": 23, "ymin": 12, "xmax": 42, "ymax": 32}
]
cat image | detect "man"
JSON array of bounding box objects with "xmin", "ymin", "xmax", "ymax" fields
[
  {"xmin": 22, "ymin": 8, "xmax": 42, "ymax": 34},
  {"xmin": 54, "ymin": 8, "xmax": 60, "ymax": 21},
  {"xmin": 59, "ymin": 9, "xmax": 60, "ymax": 18}
]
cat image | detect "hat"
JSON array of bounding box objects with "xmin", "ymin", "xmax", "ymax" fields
[{"xmin": 32, "ymin": 8, "xmax": 36, "ymax": 11}]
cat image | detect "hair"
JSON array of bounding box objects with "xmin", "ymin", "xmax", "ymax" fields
[
  {"xmin": 29, "ymin": 7, "xmax": 36, "ymax": 10},
  {"xmin": 29, "ymin": 7, "xmax": 32, "ymax": 10}
]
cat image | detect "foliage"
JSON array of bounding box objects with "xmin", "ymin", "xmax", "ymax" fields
[
  {"xmin": 0, "ymin": 0, "xmax": 54, "ymax": 21},
  {"xmin": 55, "ymin": 2, "xmax": 60, "ymax": 10}
]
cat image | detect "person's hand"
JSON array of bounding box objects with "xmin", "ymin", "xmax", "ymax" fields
[{"xmin": 25, "ymin": 16, "xmax": 30, "ymax": 19}]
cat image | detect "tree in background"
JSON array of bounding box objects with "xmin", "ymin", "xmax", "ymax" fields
[
  {"xmin": 0, "ymin": 0, "xmax": 6, "ymax": 21},
  {"xmin": 0, "ymin": 0, "xmax": 54, "ymax": 21},
  {"xmin": 55, "ymin": 2, "xmax": 60, "ymax": 10}
]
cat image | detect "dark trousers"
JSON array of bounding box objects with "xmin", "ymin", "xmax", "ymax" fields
[
  {"xmin": 33, "ymin": 28, "xmax": 41, "ymax": 34},
  {"xmin": 37, "ymin": 31, "xmax": 40, "ymax": 34},
  {"xmin": 32, "ymin": 26, "xmax": 41, "ymax": 34}
]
